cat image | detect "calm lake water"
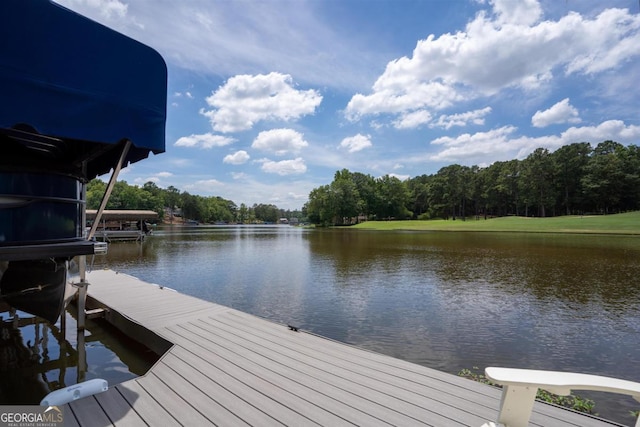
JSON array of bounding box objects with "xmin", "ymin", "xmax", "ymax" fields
[
  {"xmin": 9, "ymin": 224, "xmax": 635, "ymax": 424},
  {"xmin": 89, "ymin": 224, "xmax": 640, "ymax": 424}
]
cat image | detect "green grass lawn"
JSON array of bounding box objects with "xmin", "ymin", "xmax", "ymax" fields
[{"xmin": 352, "ymin": 211, "xmax": 640, "ymax": 234}]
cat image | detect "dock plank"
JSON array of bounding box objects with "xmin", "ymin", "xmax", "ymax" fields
[
  {"xmin": 218, "ymin": 309, "xmax": 609, "ymax": 427},
  {"xmin": 163, "ymin": 328, "xmax": 399, "ymax": 426},
  {"xmin": 160, "ymin": 329, "xmax": 353, "ymax": 426},
  {"xmin": 135, "ymin": 371, "xmax": 214, "ymax": 426},
  {"xmin": 160, "ymin": 351, "xmax": 286, "ymax": 427},
  {"xmin": 200, "ymin": 313, "xmax": 607, "ymax": 427},
  {"xmin": 146, "ymin": 359, "xmax": 252, "ymax": 426},
  {"xmin": 64, "ymin": 269, "xmax": 624, "ymax": 427},
  {"xmin": 62, "ymin": 410, "xmax": 81, "ymax": 427},
  {"xmin": 69, "ymin": 396, "xmax": 113, "ymax": 426},
  {"xmin": 92, "ymin": 388, "xmax": 147, "ymax": 427},
  {"xmin": 165, "ymin": 320, "xmax": 468, "ymax": 426},
  {"xmin": 115, "ymin": 380, "xmax": 181, "ymax": 427},
  {"xmin": 191, "ymin": 315, "xmax": 496, "ymax": 416}
]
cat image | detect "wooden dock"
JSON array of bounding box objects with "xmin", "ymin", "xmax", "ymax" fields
[{"xmin": 64, "ymin": 269, "xmax": 621, "ymax": 426}]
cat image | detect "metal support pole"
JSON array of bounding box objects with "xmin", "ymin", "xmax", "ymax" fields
[
  {"xmin": 88, "ymin": 139, "xmax": 132, "ymax": 240},
  {"xmin": 76, "ymin": 140, "xmax": 131, "ymax": 332},
  {"xmin": 77, "ymin": 326, "xmax": 87, "ymax": 383},
  {"xmin": 77, "ymin": 256, "xmax": 87, "ymax": 330}
]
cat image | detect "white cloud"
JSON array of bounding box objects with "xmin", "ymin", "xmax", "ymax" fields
[
  {"xmin": 346, "ymin": 80, "xmax": 460, "ymax": 121},
  {"xmin": 339, "ymin": 134, "xmax": 372, "ymax": 153},
  {"xmin": 345, "ymin": 3, "xmax": 640, "ymax": 123},
  {"xmin": 430, "ymin": 126, "xmax": 521, "ymax": 162},
  {"xmin": 201, "ymin": 73, "xmax": 322, "ymax": 133},
  {"xmin": 156, "ymin": 171, "xmax": 173, "ymax": 178},
  {"xmin": 564, "ymin": 8, "xmax": 640, "ymax": 75},
  {"xmin": 231, "ymin": 172, "xmax": 248, "ymax": 180},
  {"xmin": 490, "ymin": 0, "xmax": 542, "ymax": 26},
  {"xmin": 393, "ymin": 110, "xmax": 432, "ymax": 129},
  {"xmin": 532, "ymin": 98, "xmax": 581, "ymax": 128},
  {"xmin": 393, "ymin": 107, "xmax": 491, "ymax": 130},
  {"xmin": 223, "ymin": 150, "xmax": 250, "ymax": 165},
  {"xmin": 559, "ymin": 120, "xmax": 640, "ymax": 144},
  {"xmin": 252, "ymin": 129, "xmax": 308, "ymax": 156},
  {"xmin": 258, "ymin": 158, "xmax": 307, "ymax": 175},
  {"xmin": 185, "ymin": 179, "xmax": 223, "ymax": 193},
  {"xmin": 432, "ymin": 107, "xmax": 493, "ymax": 130},
  {"xmin": 175, "ymin": 133, "xmax": 235, "ymax": 149},
  {"xmin": 429, "ymin": 120, "xmax": 640, "ymax": 163},
  {"xmin": 174, "ymin": 91, "xmax": 194, "ymax": 99}
]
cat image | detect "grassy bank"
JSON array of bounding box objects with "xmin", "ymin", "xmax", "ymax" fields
[{"xmin": 352, "ymin": 211, "xmax": 640, "ymax": 234}]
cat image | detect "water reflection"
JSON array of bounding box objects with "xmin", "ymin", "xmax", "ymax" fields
[
  {"xmin": 93, "ymin": 226, "xmax": 640, "ymax": 425},
  {"xmin": 0, "ymin": 304, "xmax": 157, "ymax": 405},
  {"xmin": 0, "ymin": 317, "xmax": 53, "ymax": 403}
]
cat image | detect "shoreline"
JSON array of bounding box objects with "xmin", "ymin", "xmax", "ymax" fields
[{"xmin": 351, "ymin": 211, "xmax": 640, "ymax": 235}]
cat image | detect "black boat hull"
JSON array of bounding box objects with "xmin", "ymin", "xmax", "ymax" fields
[{"xmin": 0, "ymin": 259, "xmax": 67, "ymax": 324}]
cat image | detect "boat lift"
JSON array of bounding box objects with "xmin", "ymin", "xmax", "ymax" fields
[{"xmin": 0, "ymin": 2, "xmax": 167, "ymax": 404}]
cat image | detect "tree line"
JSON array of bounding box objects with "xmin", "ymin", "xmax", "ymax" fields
[
  {"xmin": 86, "ymin": 180, "xmax": 302, "ymax": 224},
  {"xmin": 303, "ymin": 140, "xmax": 640, "ymax": 226}
]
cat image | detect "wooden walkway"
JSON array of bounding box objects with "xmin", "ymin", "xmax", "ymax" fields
[{"xmin": 64, "ymin": 269, "xmax": 621, "ymax": 426}]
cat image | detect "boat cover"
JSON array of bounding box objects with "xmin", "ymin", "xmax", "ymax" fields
[{"xmin": 0, "ymin": 0, "xmax": 167, "ymax": 178}]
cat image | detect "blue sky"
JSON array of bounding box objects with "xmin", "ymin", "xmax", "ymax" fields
[{"xmin": 55, "ymin": 0, "xmax": 640, "ymax": 210}]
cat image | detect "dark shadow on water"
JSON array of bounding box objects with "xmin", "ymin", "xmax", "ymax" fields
[{"xmin": 0, "ymin": 304, "xmax": 159, "ymax": 406}]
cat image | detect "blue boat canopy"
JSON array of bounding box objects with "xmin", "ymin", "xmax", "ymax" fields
[{"xmin": 0, "ymin": 0, "xmax": 167, "ymax": 178}]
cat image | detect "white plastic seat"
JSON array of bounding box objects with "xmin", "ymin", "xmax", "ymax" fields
[{"xmin": 482, "ymin": 367, "xmax": 640, "ymax": 427}]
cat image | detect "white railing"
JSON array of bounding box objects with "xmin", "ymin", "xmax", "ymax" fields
[{"xmin": 482, "ymin": 367, "xmax": 640, "ymax": 427}]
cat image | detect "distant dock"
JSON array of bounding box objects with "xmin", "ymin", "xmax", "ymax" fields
[
  {"xmin": 86, "ymin": 210, "xmax": 157, "ymax": 242},
  {"xmin": 65, "ymin": 269, "xmax": 620, "ymax": 426}
]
